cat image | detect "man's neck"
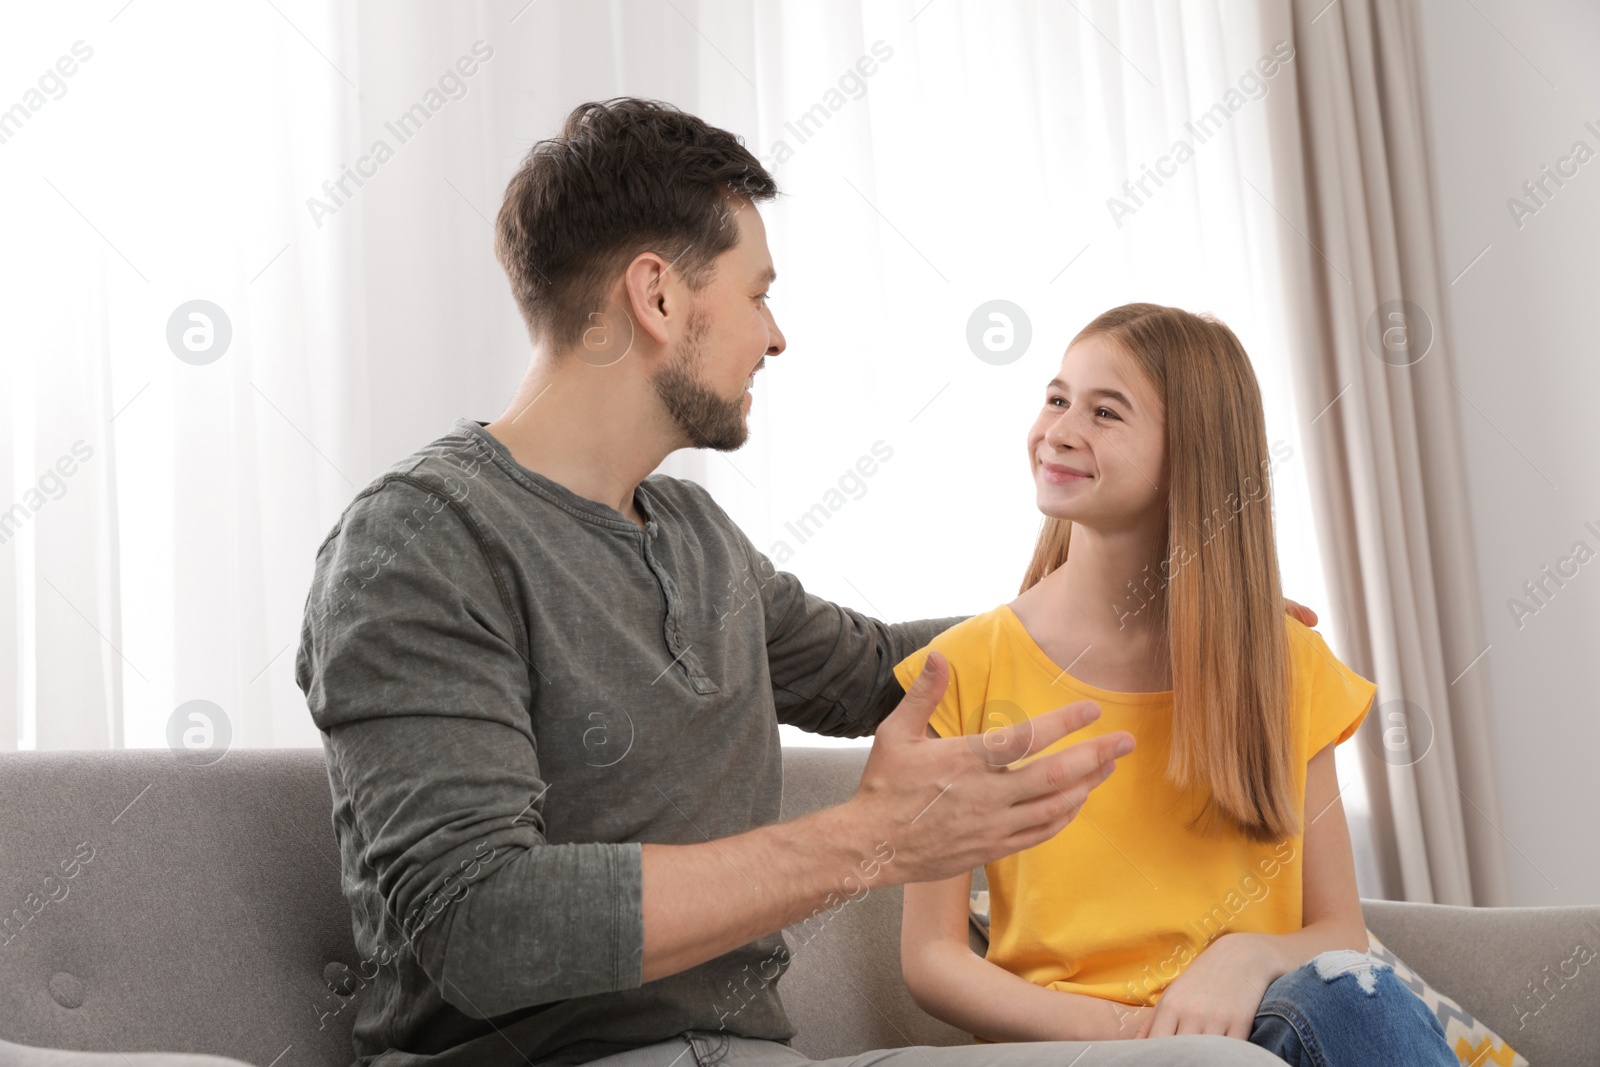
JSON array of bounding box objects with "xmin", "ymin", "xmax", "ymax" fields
[{"xmin": 483, "ymin": 356, "xmax": 681, "ymax": 525}]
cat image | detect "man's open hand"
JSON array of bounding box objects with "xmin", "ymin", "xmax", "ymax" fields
[{"xmin": 850, "ymin": 650, "xmax": 1134, "ymax": 885}]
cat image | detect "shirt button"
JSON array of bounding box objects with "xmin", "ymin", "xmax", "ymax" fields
[{"xmin": 646, "ymin": 521, "xmax": 658, "ymax": 537}]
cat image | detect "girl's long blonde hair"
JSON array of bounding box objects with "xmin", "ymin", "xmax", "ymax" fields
[{"xmin": 1020, "ymin": 303, "xmax": 1297, "ymax": 843}]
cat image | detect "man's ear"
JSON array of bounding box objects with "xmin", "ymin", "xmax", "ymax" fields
[{"xmin": 621, "ymin": 252, "xmax": 674, "ymax": 347}]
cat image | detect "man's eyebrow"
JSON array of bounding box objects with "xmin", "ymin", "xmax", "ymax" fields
[
  {"xmin": 756, "ymin": 266, "xmax": 777, "ymax": 286},
  {"xmin": 1046, "ymin": 379, "xmax": 1135, "ymax": 408}
]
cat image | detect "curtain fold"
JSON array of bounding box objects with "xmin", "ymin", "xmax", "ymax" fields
[{"xmin": 1259, "ymin": 0, "xmax": 1513, "ymax": 905}]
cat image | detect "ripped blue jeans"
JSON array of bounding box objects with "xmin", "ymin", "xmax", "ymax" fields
[{"xmin": 1248, "ymin": 949, "xmax": 1457, "ymax": 1065}]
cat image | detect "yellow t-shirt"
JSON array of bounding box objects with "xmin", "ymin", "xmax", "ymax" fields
[{"xmin": 891, "ymin": 604, "xmax": 1376, "ymax": 1011}]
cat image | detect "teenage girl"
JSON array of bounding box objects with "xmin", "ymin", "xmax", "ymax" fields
[{"xmin": 893, "ymin": 303, "xmax": 1456, "ymax": 1064}]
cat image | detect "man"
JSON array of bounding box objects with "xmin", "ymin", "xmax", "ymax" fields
[{"xmin": 295, "ymin": 97, "xmax": 1302, "ymax": 1067}]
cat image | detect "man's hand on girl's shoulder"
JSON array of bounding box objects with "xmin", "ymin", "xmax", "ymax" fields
[{"xmin": 1283, "ymin": 598, "xmax": 1318, "ymax": 627}]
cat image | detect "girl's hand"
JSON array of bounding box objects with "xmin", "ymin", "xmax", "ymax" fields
[
  {"xmin": 1142, "ymin": 933, "xmax": 1279, "ymax": 1039},
  {"xmin": 1111, "ymin": 1003, "xmax": 1155, "ymax": 1039}
]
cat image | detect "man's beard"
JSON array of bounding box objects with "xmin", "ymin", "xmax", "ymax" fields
[{"xmin": 650, "ymin": 306, "xmax": 751, "ymax": 451}]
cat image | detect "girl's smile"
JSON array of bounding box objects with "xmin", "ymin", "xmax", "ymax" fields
[{"xmin": 1030, "ymin": 332, "xmax": 1167, "ymax": 533}]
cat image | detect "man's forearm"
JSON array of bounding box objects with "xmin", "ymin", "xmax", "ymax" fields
[{"xmin": 640, "ymin": 797, "xmax": 890, "ymax": 982}]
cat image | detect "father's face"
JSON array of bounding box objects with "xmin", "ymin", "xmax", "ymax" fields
[{"xmin": 651, "ymin": 198, "xmax": 785, "ymax": 451}]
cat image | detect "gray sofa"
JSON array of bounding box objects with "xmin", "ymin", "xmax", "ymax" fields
[{"xmin": 0, "ymin": 747, "xmax": 1594, "ymax": 1066}]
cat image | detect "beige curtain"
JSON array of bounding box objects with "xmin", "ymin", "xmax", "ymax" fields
[{"xmin": 1257, "ymin": 0, "xmax": 1513, "ymax": 905}]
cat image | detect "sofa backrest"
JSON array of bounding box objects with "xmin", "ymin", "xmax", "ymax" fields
[
  {"xmin": 0, "ymin": 746, "xmax": 968, "ymax": 1066},
  {"xmin": 0, "ymin": 749, "xmax": 359, "ymax": 1066},
  {"xmin": 772, "ymin": 747, "xmax": 975, "ymax": 1058},
  {"xmin": 8, "ymin": 745, "xmax": 1589, "ymax": 1067}
]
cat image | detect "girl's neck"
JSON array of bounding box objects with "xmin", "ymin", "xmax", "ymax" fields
[
  {"xmin": 1059, "ymin": 522, "xmax": 1167, "ymax": 633},
  {"xmin": 1011, "ymin": 520, "xmax": 1172, "ymax": 692}
]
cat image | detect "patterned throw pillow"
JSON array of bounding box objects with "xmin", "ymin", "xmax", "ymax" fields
[
  {"xmin": 965, "ymin": 892, "xmax": 1528, "ymax": 1066},
  {"xmin": 1364, "ymin": 930, "xmax": 1528, "ymax": 1067},
  {"xmin": 968, "ymin": 889, "xmax": 991, "ymax": 940}
]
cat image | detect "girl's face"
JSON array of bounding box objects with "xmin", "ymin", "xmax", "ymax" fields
[{"xmin": 1028, "ymin": 333, "xmax": 1168, "ymax": 532}]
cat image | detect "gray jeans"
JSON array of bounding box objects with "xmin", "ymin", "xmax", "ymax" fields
[{"xmin": 578, "ymin": 1029, "xmax": 1286, "ymax": 1067}]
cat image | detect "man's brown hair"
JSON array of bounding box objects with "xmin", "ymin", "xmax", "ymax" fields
[{"xmin": 494, "ymin": 97, "xmax": 778, "ymax": 350}]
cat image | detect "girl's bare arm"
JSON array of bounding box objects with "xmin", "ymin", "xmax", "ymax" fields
[
  {"xmin": 1227, "ymin": 741, "xmax": 1371, "ymax": 974},
  {"xmin": 1299, "ymin": 739, "xmax": 1370, "ymax": 935}
]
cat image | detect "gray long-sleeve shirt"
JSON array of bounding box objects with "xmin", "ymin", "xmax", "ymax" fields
[{"xmin": 293, "ymin": 418, "xmax": 966, "ymax": 1067}]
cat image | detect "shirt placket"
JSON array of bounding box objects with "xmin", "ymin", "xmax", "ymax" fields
[{"xmin": 638, "ymin": 517, "xmax": 720, "ymax": 695}]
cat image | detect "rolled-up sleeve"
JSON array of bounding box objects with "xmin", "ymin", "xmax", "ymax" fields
[{"xmin": 294, "ymin": 477, "xmax": 643, "ymax": 1017}]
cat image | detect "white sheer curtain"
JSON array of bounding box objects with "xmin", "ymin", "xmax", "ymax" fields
[
  {"xmin": 2, "ymin": 0, "xmax": 1373, "ymax": 887},
  {"xmin": 1, "ymin": 0, "xmax": 366, "ymax": 750}
]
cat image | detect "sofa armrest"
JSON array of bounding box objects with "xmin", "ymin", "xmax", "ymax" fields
[
  {"xmin": 0, "ymin": 1039, "xmax": 255, "ymax": 1067},
  {"xmin": 1361, "ymin": 898, "xmax": 1600, "ymax": 1066}
]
